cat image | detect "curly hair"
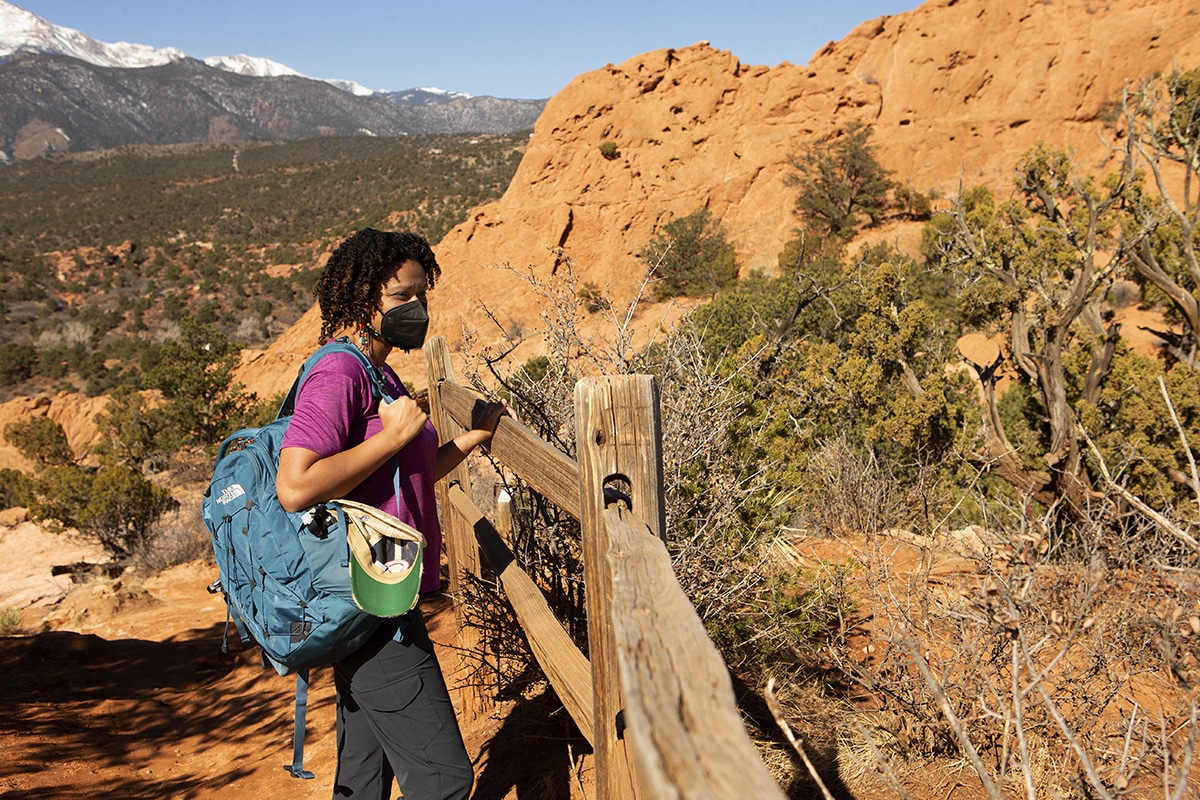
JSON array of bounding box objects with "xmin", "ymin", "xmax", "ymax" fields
[{"xmin": 314, "ymin": 229, "xmax": 441, "ymax": 344}]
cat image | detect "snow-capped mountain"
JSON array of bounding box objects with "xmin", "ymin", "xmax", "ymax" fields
[
  {"xmin": 200, "ymin": 53, "xmax": 301, "ymax": 79},
  {"xmin": 199, "ymin": 53, "xmax": 376, "ymax": 97},
  {"xmin": 0, "ymin": 1, "xmax": 543, "ymax": 160},
  {"xmin": 0, "ymin": 0, "xmax": 186, "ymax": 68},
  {"xmin": 0, "ymin": 0, "xmax": 380, "ymax": 95},
  {"xmin": 390, "ymin": 87, "xmax": 474, "ymax": 106}
]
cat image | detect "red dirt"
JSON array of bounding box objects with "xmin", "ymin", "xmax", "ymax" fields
[
  {"xmin": 3, "ymin": 511, "xmax": 1194, "ymax": 799},
  {"xmin": 0, "ymin": 541, "xmax": 593, "ymax": 800}
]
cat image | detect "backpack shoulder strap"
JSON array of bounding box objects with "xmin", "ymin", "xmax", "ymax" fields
[{"xmin": 276, "ymin": 337, "xmax": 388, "ymax": 419}]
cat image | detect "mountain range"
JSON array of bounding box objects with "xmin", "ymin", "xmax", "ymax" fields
[{"xmin": 0, "ymin": 0, "xmax": 545, "ymax": 161}]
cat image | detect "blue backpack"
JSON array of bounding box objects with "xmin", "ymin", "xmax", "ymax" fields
[{"xmin": 202, "ymin": 338, "xmax": 392, "ymax": 779}]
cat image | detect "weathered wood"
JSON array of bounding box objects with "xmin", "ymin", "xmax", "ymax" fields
[
  {"xmin": 576, "ymin": 375, "xmax": 665, "ymax": 800},
  {"xmin": 445, "ymin": 483, "xmax": 595, "ymax": 743},
  {"xmin": 423, "ymin": 336, "xmax": 481, "ymax": 590},
  {"xmin": 606, "ymin": 506, "xmax": 787, "ymax": 800},
  {"xmin": 576, "ymin": 376, "xmax": 666, "ymax": 540},
  {"xmin": 423, "ymin": 336, "xmax": 486, "ymax": 719},
  {"xmin": 438, "ymin": 379, "xmax": 581, "ymax": 516},
  {"xmin": 428, "ymin": 361, "xmax": 778, "ymax": 797}
]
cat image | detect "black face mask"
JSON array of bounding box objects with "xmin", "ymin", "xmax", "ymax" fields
[{"xmin": 376, "ymin": 299, "xmax": 429, "ymax": 351}]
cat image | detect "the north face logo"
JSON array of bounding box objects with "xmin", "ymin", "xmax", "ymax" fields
[{"xmin": 217, "ymin": 483, "xmax": 246, "ymax": 505}]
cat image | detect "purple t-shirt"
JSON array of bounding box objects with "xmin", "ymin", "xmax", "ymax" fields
[{"xmin": 281, "ymin": 350, "xmax": 442, "ymax": 593}]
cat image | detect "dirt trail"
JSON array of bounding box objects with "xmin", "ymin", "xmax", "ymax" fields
[{"xmin": 0, "ymin": 523, "xmax": 591, "ymax": 800}]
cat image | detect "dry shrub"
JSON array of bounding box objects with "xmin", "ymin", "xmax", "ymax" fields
[
  {"xmin": 448, "ymin": 258, "xmax": 619, "ymax": 698},
  {"xmin": 482, "ymin": 261, "xmax": 869, "ymax": 800},
  {"xmin": 443, "ymin": 254, "xmax": 1200, "ymax": 798},
  {"xmin": 0, "ymin": 606, "xmax": 23, "ymax": 637},
  {"xmin": 456, "ymin": 569, "xmax": 547, "ymax": 701},
  {"xmin": 802, "ymin": 436, "xmax": 912, "ymax": 538},
  {"xmin": 819, "ymin": 471, "xmax": 1200, "ymax": 799},
  {"xmin": 131, "ymin": 495, "xmax": 212, "ymax": 571},
  {"xmin": 451, "ymin": 258, "xmax": 851, "ymax": 735}
]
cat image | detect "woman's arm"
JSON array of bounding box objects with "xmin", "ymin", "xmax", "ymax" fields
[{"xmin": 277, "ymin": 394, "xmax": 429, "ymax": 512}]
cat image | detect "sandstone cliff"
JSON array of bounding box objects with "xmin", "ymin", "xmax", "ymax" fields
[
  {"xmin": 231, "ymin": 0, "xmax": 1200, "ymax": 400},
  {"xmin": 438, "ymin": 0, "xmax": 1198, "ymax": 312},
  {"xmin": 0, "ymin": 392, "xmax": 114, "ymax": 470}
]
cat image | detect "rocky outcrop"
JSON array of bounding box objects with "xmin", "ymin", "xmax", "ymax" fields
[
  {"xmin": 234, "ymin": 0, "xmax": 1200, "ymax": 400},
  {"xmin": 0, "ymin": 392, "xmax": 111, "ymax": 473},
  {"xmin": 427, "ymin": 0, "xmax": 1199, "ymax": 337}
]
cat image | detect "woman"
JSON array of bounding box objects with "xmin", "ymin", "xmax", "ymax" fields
[{"xmin": 276, "ymin": 228, "xmax": 505, "ymax": 800}]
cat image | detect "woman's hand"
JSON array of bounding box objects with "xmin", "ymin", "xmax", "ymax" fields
[
  {"xmin": 471, "ymin": 400, "xmax": 515, "ymax": 440},
  {"xmin": 379, "ymin": 395, "xmax": 429, "ymax": 451},
  {"xmin": 434, "ymin": 399, "xmax": 516, "ymax": 481}
]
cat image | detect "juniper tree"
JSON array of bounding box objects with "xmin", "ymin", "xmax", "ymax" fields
[
  {"xmin": 789, "ymin": 122, "xmax": 894, "ymax": 240},
  {"xmin": 1120, "ymin": 67, "xmax": 1200, "ymax": 366},
  {"xmin": 923, "ymin": 145, "xmax": 1140, "ymax": 520},
  {"xmin": 641, "ymin": 208, "xmax": 738, "ymax": 301}
]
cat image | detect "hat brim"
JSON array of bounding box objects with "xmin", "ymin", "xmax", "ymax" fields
[{"xmin": 340, "ymin": 499, "xmax": 425, "ymax": 618}]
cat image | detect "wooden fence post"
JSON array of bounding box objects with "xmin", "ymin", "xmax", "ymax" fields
[
  {"xmin": 576, "ymin": 375, "xmax": 665, "ymax": 800},
  {"xmin": 605, "ymin": 507, "xmax": 788, "ymax": 799},
  {"xmin": 424, "ymin": 336, "xmax": 488, "ymax": 719}
]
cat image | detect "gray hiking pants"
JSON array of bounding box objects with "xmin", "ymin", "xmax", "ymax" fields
[{"xmin": 331, "ymin": 612, "xmax": 473, "ymax": 800}]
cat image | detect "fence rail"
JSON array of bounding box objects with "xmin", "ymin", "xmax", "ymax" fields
[{"xmin": 423, "ymin": 336, "xmax": 785, "ymax": 800}]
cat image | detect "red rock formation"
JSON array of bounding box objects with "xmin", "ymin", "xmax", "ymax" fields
[
  {"xmin": 0, "ymin": 393, "xmax": 112, "ymax": 473},
  {"xmin": 417, "ymin": 0, "xmax": 1200, "ymax": 358},
  {"xmin": 232, "ymin": 0, "xmax": 1200, "ymax": 400}
]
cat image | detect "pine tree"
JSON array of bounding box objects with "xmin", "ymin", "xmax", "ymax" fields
[{"xmin": 790, "ymin": 123, "xmax": 894, "ymax": 240}]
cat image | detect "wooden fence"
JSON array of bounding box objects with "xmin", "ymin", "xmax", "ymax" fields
[{"xmin": 424, "ymin": 336, "xmax": 786, "ymax": 800}]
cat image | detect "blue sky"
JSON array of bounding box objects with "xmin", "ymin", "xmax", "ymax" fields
[{"xmin": 16, "ymin": 1, "xmax": 919, "ymax": 98}]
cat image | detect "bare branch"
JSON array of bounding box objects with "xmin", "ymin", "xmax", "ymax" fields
[
  {"xmin": 1080, "ymin": 425, "xmax": 1200, "ymax": 554},
  {"xmin": 902, "ymin": 636, "xmax": 1002, "ymax": 800},
  {"xmin": 1159, "ymin": 376, "xmax": 1200, "ymax": 511},
  {"xmin": 765, "ymin": 678, "xmax": 835, "ymax": 800}
]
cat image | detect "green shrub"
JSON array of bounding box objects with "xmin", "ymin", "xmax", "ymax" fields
[
  {"xmin": 641, "ymin": 208, "xmax": 739, "ymax": 301},
  {"xmin": 598, "ymin": 140, "xmax": 619, "ymax": 160},
  {"xmin": 93, "ymin": 386, "xmax": 169, "ymax": 471},
  {"xmin": 4, "ymin": 417, "xmax": 75, "ymax": 468},
  {"xmin": 893, "ymin": 184, "xmax": 933, "ymax": 220},
  {"xmin": 789, "ymin": 122, "xmax": 894, "ymax": 240},
  {"xmin": 0, "ymin": 468, "xmax": 31, "ymax": 509},
  {"xmin": 146, "ymin": 317, "xmax": 260, "ymax": 449},
  {"xmin": 26, "ymin": 464, "xmax": 93, "ymax": 534},
  {"xmin": 27, "ymin": 462, "xmax": 178, "ymax": 559},
  {"xmin": 690, "ymin": 272, "xmax": 797, "ymax": 356},
  {"xmin": 85, "ymin": 464, "xmax": 179, "ymax": 558},
  {"xmin": 577, "ymin": 281, "xmax": 611, "ymax": 313},
  {"xmin": 0, "ymin": 343, "xmax": 36, "ymax": 384}
]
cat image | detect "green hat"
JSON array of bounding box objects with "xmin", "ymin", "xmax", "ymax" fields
[{"xmin": 339, "ymin": 499, "xmax": 426, "ymax": 618}]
